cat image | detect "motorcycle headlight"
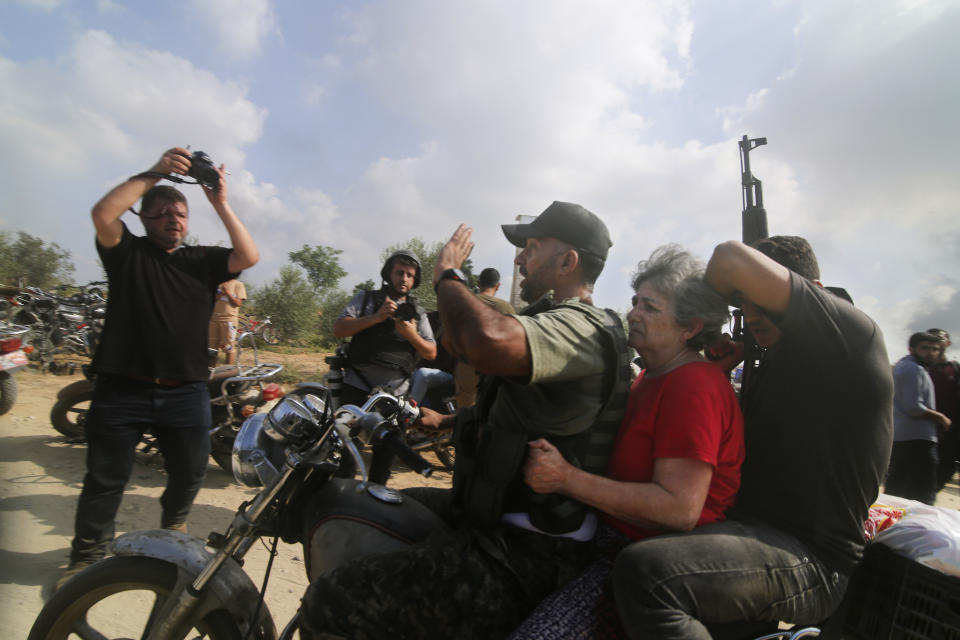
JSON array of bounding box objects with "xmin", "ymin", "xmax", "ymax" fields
[
  {"xmin": 263, "ymin": 397, "xmax": 318, "ymax": 445},
  {"xmin": 232, "ymin": 413, "xmax": 287, "ymax": 487},
  {"xmin": 298, "ymin": 393, "xmax": 328, "ymax": 420}
]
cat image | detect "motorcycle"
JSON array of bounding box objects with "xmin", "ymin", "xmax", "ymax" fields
[
  {"xmin": 325, "ymin": 344, "xmax": 457, "ymax": 470},
  {"xmin": 0, "ymin": 323, "xmax": 30, "ymax": 415},
  {"xmin": 29, "ymin": 389, "xmax": 440, "ymax": 640},
  {"xmin": 14, "ymin": 282, "xmax": 107, "ymax": 372},
  {"xmin": 49, "ymin": 331, "xmax": 289, "ymax": 474}
]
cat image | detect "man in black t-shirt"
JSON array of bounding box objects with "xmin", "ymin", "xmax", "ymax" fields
[
  {"xmin": 613, "ymin": 236, "xmax": 893, "ymax": 638},
  {"xmin": 57, "ymin": 147, "xmax": 259, "ymax": 589}
]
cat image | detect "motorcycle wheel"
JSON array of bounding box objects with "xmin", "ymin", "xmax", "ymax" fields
[
  {"xmin": 0, "ymin": 371, "xmax": 16, "ymax": 416},
  {"xmin": 27, "ymin": 556, "xmax": 242, "ymax": 640},
  {"xmin": 258, "ymin": 325, "xmax": 280, "ymax": 345},
  {"xmin": 50, "ymin": 388, "xmax": 93, "ymax": 440}
]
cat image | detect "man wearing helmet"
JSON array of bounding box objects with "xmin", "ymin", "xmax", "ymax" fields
[{"xmin": 332, "ymin": 250, "xmax": 437, "ymax": 406}]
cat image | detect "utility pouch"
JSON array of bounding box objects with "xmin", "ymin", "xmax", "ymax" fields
[{"xmin": 460, "ymin": 425, "xmax": 528, "ymax": 529}]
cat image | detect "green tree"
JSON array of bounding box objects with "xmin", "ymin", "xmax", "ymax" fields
[
  {"xmin": 0, "ymin": 231, "xmax": 75, "ymax": 289},
  {"xmin": 289, "ymin": 245, "xmax": 347, "ymax": 293},
  {"xmin": 249, "ymin": 266, "xmax": 319, "ymax": 345},
  {"xmin": 353, "ymin": 279, "xmax": 377, "ymax": 293},
  {"xmin": 315, "ymin": 289, "xmax": 353, "ymax": 350}
]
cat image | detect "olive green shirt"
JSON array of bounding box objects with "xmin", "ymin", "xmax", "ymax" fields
[{"xmin": 483, "ymin": 294, "xmax": 610, "ymax": 439}]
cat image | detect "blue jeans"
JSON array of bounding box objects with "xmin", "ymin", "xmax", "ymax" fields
[
  {"xmin": 612, "ymin": 519, "xmax": 848, "ymax": 640},
  {"xmin": 409, "ymin": 367, "xmax": 454, "ymax": 406},
  {"xmin": 70, "ymin": 376, "xmax": 211, "ymax": 563}
]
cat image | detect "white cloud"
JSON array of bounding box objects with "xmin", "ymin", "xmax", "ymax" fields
[
  {"xmin": 718, "ymin": 0, "xmax": 960, "ymax": 358},
  {"xmin": 9, "ymin": 0, "xmax": 62, "ymax": 10},
  {"xmin": 191, "ymin": 0, "xmax": 279, "ymax": 60},
  {"xmin": 0, "ymin": 29, "xmax": 282, "ymax": 281}
]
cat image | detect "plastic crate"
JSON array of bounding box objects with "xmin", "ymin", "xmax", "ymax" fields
[{"xmin": 844, "ymin": 542, "xmax": 960, "ymax": 640}]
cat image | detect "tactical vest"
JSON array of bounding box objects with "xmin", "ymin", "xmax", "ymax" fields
[
  {"xmin": 451, "ymin": 296, "xmax": 632, "ymax": 534},
  {"xmin": 346, "ymin": 288, "xmax": 425, "ymax": 377}
]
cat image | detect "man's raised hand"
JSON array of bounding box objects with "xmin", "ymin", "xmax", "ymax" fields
[
  {"xmin": 433, "ymin": 224, "xmax": 475, "ymax": 288},
  {"xmin": 150, "ymin": 147, "xmax": 192, "ymax": 177}
]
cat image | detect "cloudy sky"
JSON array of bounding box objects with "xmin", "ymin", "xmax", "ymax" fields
[{"xmin": 1, "ymin": 0, "xmax": 957, "ymax": 361}]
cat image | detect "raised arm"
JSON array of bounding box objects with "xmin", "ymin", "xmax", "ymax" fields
[
  {"xmin": 202, "ymin": 165, "xmax": 258, "ymax": 273},
  {"xmin": 91, "ymin": 148, "xmax": 191, "ymax": 248},
  {"xmin": 434, "ymin": 225, "xmax": 532, "ymax": 377},
  {"xmin": 705, "ymin": 240, "xmax": 792, "ymax": 314}
]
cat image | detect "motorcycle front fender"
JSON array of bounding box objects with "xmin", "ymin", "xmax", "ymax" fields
[
  {"xmin": 56, "ymin": 378, "xmax": 94, "ymax": 401},
  {"xmin": 112, "ymin": 529, "xmax": 279, "ymax": 640}
]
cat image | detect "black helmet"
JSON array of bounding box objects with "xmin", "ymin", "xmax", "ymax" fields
[{"xmin": 381, "ymin": 250, "xmax": 422, "ymax": 289}]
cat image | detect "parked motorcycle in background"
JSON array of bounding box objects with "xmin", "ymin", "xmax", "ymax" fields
[
  {"xmin": 49, "ymin": 331, "xmax": 288, "ymax": 474},
  {"xmin": 0, "ymin": 323, "xmax": 30, "ymax": 415},
  {"xmin": 29, "ymin": 389, "xmax": 439, "ymax": 640},
  {"xmin": 12, "ymin": 281, "xmax": 107, "ymax": 374}
]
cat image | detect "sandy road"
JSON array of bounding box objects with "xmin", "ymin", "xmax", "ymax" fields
[{"xmin": 0, "ymin": 367, "xmax": 452, "ymax": 639}]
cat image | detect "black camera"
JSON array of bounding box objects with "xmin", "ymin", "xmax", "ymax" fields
[
  {"xmin": 188, "ymin": 151, "xmax": 220, "ymax": 190},
  {"xmin": 394, "ymin": 301, "xmax": 418, "ymax": 322}
]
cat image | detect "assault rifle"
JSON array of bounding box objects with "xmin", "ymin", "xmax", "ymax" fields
[{"xmin": 737, "ymin": 134, "xmax": 768, "ymax": 394}]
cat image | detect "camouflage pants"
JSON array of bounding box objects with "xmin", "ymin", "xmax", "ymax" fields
[{"xmin": 299, "ymin": 488, "xmax": 592, "ymax": 640}]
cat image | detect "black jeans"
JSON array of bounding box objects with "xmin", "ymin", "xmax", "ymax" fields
[
  {"xmin": 70, "ymin": 376, "xmax": 211, "ymax": 563},
  {"xmin": 886, "ymin": 439, "xmax": 939, "ymax": 504}
]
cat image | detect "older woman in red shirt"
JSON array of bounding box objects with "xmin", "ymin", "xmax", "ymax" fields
[{"xmin": 513, "ymin": 244, "xmax": 744, "ymax": 639}]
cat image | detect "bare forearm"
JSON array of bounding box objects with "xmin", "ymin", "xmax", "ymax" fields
[
  {"xmin": 436, "ymin": 280, "xmax": 530, "ymax": 376},
  {"xmin": 706, "ymin": 240, "xmax": 791, "ymax": 313},
  {"xmin": 216, "ymin": 202, "xmax": 258, "ymax": 272},
  {"xmin": 558, "ymin": 468, "xmax": 702, "ymax": 532},
  {"xmin": 92, "ymin": 175, "xmax": 160, "ymax": 223},
  {"xmin": 407, "ymin": 333, "xmax": 437, "ymax": 361}
]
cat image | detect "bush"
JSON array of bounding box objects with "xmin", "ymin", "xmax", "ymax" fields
[{"xmin": 249, "ymin": 266, "xmax": 320, "ymax": 345}]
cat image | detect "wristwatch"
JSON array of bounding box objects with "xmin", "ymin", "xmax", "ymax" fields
[{"xmin": 435, "ymin": 268, "xmax": 467, "ymax": 292}]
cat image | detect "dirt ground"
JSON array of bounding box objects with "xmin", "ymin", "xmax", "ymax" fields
[
  {"xmin": 0, "ymin": 351, "xmax": 453, "ymax": 639},
  {"xmin": 2, "ymin": 352, "xmax": 959, "ymax": 639}
]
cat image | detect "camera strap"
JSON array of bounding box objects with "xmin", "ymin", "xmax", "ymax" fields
[{"xmin": 125, "ymin": 172, "xmax": 203, "ymax": 218}]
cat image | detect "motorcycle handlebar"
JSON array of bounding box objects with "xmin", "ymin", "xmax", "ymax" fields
[
  {"xmin": 379, "ymin": 429, "xmax": 434, "ymax": 478},
  {"xmin": 354, "ymin": 411, "xmax": 434, "ymax": 478}
]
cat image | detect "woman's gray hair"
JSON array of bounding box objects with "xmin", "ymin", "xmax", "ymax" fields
[{"xmin": 631, "ymin": 244, "xmax": 730, "ymax": 351}]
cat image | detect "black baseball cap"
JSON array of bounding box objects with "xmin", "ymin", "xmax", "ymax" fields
[{"xmin": 501, "ymin": 201, "xmax": 612, "ymax": 261}]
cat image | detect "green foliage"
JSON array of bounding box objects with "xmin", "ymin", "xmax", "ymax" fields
[
  {"xmin": 0, "ymin": 231, "xmax": 75, "ymax": 289},
  {"xmin": 248, "ymin": 266, "xmax": 320, "ymax": 345},
  {"xmin": 353, "ymin": 279, "xmax": 377, "ymax": 293},
  {"xmin": 314, "ymin": 289, "xmax": 353, "ymax": 350},
  {"xmin": 380, "ymin": 237, "xmax": 444, "ymax": 311},
  {"xmin": 289, "ymin": 245, "xmax": 346, "ymax": 293}
]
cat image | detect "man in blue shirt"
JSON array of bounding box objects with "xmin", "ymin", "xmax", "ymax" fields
[{"xmin": 886, "ymin": 331, "xmax": 952, "ymax": 504}]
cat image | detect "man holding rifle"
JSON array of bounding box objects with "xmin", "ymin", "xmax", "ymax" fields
[{"xmin": 613, "ymin": 236, "xmax": 893, "ymax": 637}]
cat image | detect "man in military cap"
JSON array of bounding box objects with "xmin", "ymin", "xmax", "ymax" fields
[{"xmin": 300, "ymin": 202, "xmax": 631, "ymax": 639}]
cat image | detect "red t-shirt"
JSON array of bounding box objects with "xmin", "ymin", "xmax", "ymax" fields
[{"xmin": 601, "ymin": 361, "xmax": 745, "ymax": 540}]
